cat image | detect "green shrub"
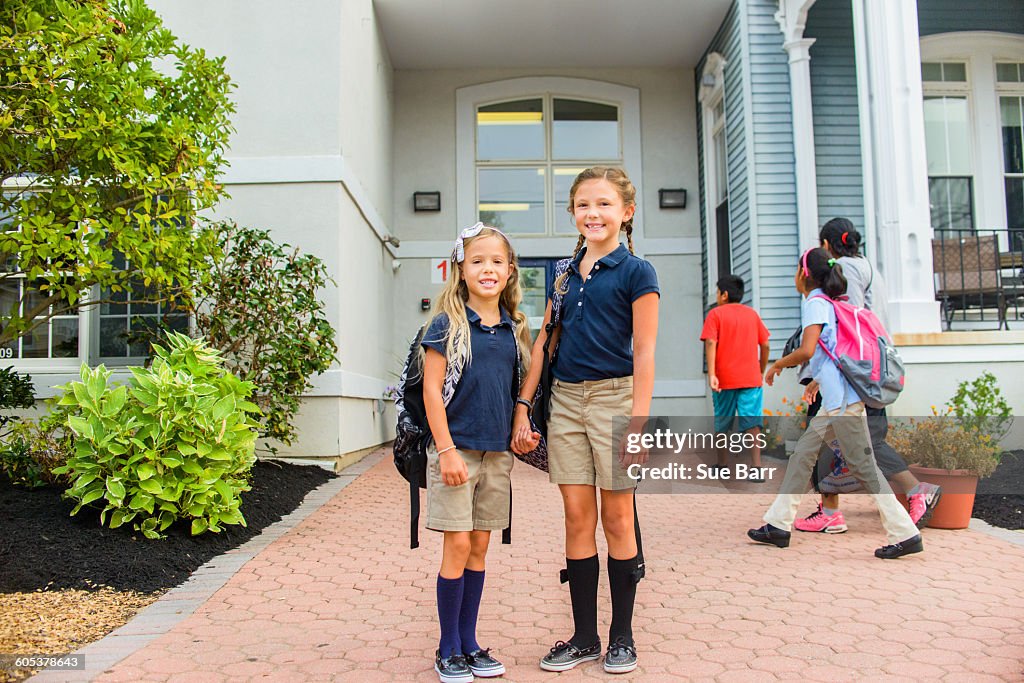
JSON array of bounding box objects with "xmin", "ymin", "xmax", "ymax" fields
[
  {"xmin": 192, "ymin": 221, "xmax": 337, "ymax": 453},
  {"xmin": 0, "ymin": 366, "xmax": 36, "ymax": 438},
  {"xmin": 948, "ymin": 371, "xmax": 1012, "ymax": 440},
  {"xmin": 0, "ymin": 418, "xmax": 72, "ymax": 488},
  {"xmin": 52, "ymin": 333, "xmax": 260, "ymax": 538}
]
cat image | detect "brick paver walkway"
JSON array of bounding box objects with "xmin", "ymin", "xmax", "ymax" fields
[{"xmin": 58, "ymin": 450, "xmax": 1024, "ymax": 681}]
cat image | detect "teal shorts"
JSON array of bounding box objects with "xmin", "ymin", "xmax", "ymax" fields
[{"xmin": 713, "ymin": 387, "xmax": 764, "ymax": 433}]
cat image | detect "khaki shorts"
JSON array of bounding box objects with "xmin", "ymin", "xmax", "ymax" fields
[
  {"xmin": 548, "ymin": 376, "xmax": 635, "ymax": 490},
  {"xmin": 426, "ymin": 441, "xmax": 513, "ymax": 532}
]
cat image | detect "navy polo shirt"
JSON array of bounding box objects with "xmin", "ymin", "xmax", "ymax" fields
[
  {"xmin": 420, "ymin": 306, "xmax": 517, "ymax": 451},
  {"xmin": 552, "ymin": 244, "xmax": 660, "ymax": 383}
]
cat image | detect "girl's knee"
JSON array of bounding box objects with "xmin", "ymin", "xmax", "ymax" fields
[{"xmin": 443, "ymin": 532, "xmax": 472, "ymax": 559}]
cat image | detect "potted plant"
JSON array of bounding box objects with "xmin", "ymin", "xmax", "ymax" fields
[{"xmin": 888, "ymin": 372, "xmax": 1010, "ymax": 529}]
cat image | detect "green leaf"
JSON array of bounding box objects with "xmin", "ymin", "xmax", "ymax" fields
[
  {"xmin": 137, "ymin": 462, "xmax": 156, "ymax": 480},
  {"xmin": 211, "ymin": 395, "xmax": 235, "ymax": 421},
  {"xmin": 191, "ymin": 518, "xmax": 209, "ymax": 535},
  {"xmin": 80, "ymin": 488, "xmax": 104, "ymax": 506},
  {"xmin": 138, "ymin": 478, "xmax": 163, "ymax": 495},
  {"xmin": 106, "ymin": 478, "xmax": 126, "ymax": 501}
]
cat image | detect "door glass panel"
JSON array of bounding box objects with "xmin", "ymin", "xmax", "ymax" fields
[
  {"xmin": 552, "ymin": 99, "xmax": 618, "ymax": 160},
  {"xmin": 924, "ymin": 96, "xmax": 971, "ymax": 175},
  {"xmin": 518, "ymin": 265, "xmax": 547, "ymax": 340},
  {"xmin": 478, "ymin": 168, "xmax": 545, "ymax": 233},
  {"xmin": 477, "ymin": 99, "xmax": 544, "ymax": 161},
  {"xmin": 1000, "ymin": 96, "xmax": 1023, "ymax": 174}
]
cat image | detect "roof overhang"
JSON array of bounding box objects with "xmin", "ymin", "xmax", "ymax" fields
[{"xmin": 373, "ymin": 0, "xmax": 735, "ymax": 70}]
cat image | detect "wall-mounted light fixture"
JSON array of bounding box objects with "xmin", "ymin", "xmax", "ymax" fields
[
  {"xmin": 658, "ymin": 189, "xmax": 687, "ymax": 209},
  {"xmin": 413, "ymin": 191, "xmax": 441, "ymax": 212}
]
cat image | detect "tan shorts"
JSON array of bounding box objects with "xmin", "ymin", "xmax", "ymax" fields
[
  {"xmin": 548, "ymin": 375, "xmax": 635, "ymax": 490},
  {"xmin": 426, "ymin": 441, "xmax": 513, "ymax": 532}
]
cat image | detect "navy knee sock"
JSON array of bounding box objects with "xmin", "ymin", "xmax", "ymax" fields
[
  {"xmin": 567, "ymin": 555, "xmax": 600, "ymax": 648},
  {"xmin": 437, "ymin": 574, "xmax": 464, "ymax": 658},
  {"xmin": 458, "ymin": 568, "xmax": 485, "ymax": 654},
  {"xmin": 608, "ymin": 555, "xmax": 638, "ymax": 645}
]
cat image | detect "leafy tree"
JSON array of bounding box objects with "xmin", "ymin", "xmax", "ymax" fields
[
  {"xmin": 0, "ymin": 0, "xmax": 235, "ymax": 347},
  {"xmin": 192, "ymin": 222, "xmax": 338, "ymax": 451}
]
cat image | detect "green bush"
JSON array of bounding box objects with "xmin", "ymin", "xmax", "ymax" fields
[
  {"xmin": 192, "ymin": 221, "xmax": 337, "ymax": 452},
  {"xmin": 0, "ymin": 418, "xmax": 72, "ymax": 488},
  {"xmin": 0, "ymin": 366, "xmax": 36, "ymax": 438},
  {"xmin": 948, "ymin": 371, "xmax": 1012, "ymax": 440},
  {"xmin": 52, "ymin": 333, "xmax": 260, "ymax": 538}
]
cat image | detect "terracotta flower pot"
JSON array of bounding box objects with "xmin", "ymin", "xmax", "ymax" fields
[{"xmin": 904, "ymin": 465, "xmax": 979, "ymax": 530}]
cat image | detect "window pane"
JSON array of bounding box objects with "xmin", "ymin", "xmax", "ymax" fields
[
  {"xmin": 996, "ymin": 63, "xmax": 1021, "ymax": 83},
  {"xmin": 714, "ymin": 129, "xmax": 728, "ymax": 203},
  {"xmin": 21, "ymin": 323, "xmax": 48, "ymax": 358},
  {"xmin": 941, "ymin": 62, "xmax": 967, "ymax": 82},
  {"xmin": 1000, "ymin": 97, "xmax": 1023, "ymax": 175},
  {"xmin": 553, "ymin": 167, "xmax": 587, "ymax": 235},
  {"xmin": 924, "ymin": 96, "xmax": 971, "ymax": 175},
  {"xmin": 100, "ymin": 317, "xmax": 128, "ymax": 357},
  {"xmin": 478, "ymin": 168, "xmax": 545, "ymax": 234},
  {"xmin": 922, "ymin": 62, "xmax": 942, "ymax": 82},
  {"xmin": 131, "ymin": 280, "xmax": 158, "ymax": 314},
  {"xmin": 477, "ymin": 99, "xmax": 544, "ymax": 160},
  {"xmin": 51, "ymin": 318, "xmax": 78, "ymax": 358},
  {"xmin": 1007, "ymin": 177, "xmax": 1024, "ymax": 231},
  {"xmin": 929, "ymin": 177, "xmax": 974, "ymax": 232},
  {"xmin": 552, "ymin": 99, "xmax": 619, "ymax": 160},
  {"xmin": 0, "ymin": 278, "xmax": 17, "ymax": 319},
  {"xmin": 128, "ymin": 316, "xmax": 159, "ymax": 357}
]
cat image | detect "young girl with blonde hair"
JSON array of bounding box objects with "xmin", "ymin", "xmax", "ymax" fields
[
  {"xmin": 512, "ymin": 166, "xmax": 659, "ymax": 674},
  {"xmin": 421, "ymin": 223, "xmax": 532, "ymax": 683}
]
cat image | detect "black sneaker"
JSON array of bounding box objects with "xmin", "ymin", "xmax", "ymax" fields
[
  {"xmin": 747, "ymin": 523, "xmax": 791, "ymax": 548},
  {"xmin": 874, "ymin": 534, "xmax": 923, "ymax": 559},
  {"xmin": 465, "ymin": 648, "xmax": 505, "ymax": 677},
  {"xmin": 434, "ymin": 649, "xmax": 473, "ymax": 683},
  {"xmin": 603, "ymin": 636, "xmax": 638, "ymax": 674},
  {"xmin": 539, "ymin": 639, "xmax": 601, "ymax": 672}
]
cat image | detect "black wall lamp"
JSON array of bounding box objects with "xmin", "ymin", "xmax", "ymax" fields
[
  {"xmin": 413, "ymin": 191, "xmax": 441, "ymax": 212},
  {"xmin": 659, "ymin": 189, "xmax": 687, "ymax": 209}
]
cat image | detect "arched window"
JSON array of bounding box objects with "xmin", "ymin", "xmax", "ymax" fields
[{"xmin": 456, "ymin": 78, "xmax": 641, "ymax": 243}]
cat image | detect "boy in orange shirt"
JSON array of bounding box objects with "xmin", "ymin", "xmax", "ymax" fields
[{"xmin": 700, "ymin": 275, "xmax": 770, "ymax": 480}]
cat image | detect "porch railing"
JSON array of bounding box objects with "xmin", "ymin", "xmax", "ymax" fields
[{"xmin": 931, "ymin": 228, "xmax": 1024, "ymax": 330}]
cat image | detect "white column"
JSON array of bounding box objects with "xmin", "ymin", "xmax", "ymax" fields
[
  {"xmin": 782, "ymin": 36, "xmax": 820, "ymax": 249},
  {"xmin": 854, "ymin": 0, "xmax": 941, "ymax": 334}
]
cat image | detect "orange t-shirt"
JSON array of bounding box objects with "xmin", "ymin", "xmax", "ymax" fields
[{"xmin": 700, "ymin": 304, "xmax": 770, "ymax": 390}]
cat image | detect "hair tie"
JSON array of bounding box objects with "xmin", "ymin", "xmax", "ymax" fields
[
  {"xmin": 827, "ymin": 258, "xmax": 837, "ymax": 267},
  {"xmin": 841, "ymin": 231, "xmax": 849, "ymax": 245},
  {"xmin": 452, "ymin": 222, "xmax": 508, "ymax": 263}
]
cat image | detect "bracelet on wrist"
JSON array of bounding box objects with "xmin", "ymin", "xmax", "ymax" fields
[
  {"xmin": 437, "ymin": 445, "xmax": 457, "ymax": 456},
  {"xmin": 515, "ymin": 398, "xmax": 533, "ymax": 413}
]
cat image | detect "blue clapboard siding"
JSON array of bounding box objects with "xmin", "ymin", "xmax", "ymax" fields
[
  {"xmin": 696, "ymin": 2, "xmax": 746, "ymax": 307},
  {"xmin": 805, "ymin": 0, "xmax": 866, "ymax": 240},
  {"xmin": 745, "ymin": 0, "xmax": 801, "ymax": 351},
  {"xmin": 918, "ymin": 0, "xmax": 1024, "ymax": 36}
]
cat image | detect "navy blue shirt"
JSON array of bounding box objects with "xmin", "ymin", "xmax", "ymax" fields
[
  {"xmin": 420, "ymin": 306, "xmax": 517, "ymax": 451},
  {"xmin": 552, "ymin": 244, "xmax": 660, "ymax": 383}
]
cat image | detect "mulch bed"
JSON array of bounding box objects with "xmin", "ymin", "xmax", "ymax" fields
[
  {"xmin": 972, "ymin": 449, "xmax": 1024, "ymax": 530},
  {"xmin": 0, "ymin": 459, "xmax": 336, "ymax": 593}
]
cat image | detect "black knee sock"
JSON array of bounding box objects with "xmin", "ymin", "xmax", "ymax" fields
[
  {"xmin": 566, "ymin": 555, "xmax": 600, "ymax": 648},
  {"xmin": 608, "ymin": 555, "xmax": 638, "ymax": 645}
]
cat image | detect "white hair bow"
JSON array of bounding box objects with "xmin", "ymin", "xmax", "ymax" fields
[{"xmin": 452, "ymin": 222, "xmax": 487, "ymax": 263}]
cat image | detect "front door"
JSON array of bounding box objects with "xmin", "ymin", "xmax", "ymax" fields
[{"xmin": 518, "ymin": 258, "xmax": 558, "ymax": 341}]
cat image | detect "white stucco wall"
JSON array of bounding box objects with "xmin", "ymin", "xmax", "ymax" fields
[{"xmin": 152, "ymin": 1, "xmax": 397, "ymax": 459}]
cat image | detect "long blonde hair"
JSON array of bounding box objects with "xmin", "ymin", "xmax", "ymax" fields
[
  {"xmin": 418, "ymin": 227, "xmax": 533, "ymax": 380},
  {"xmin": 554, "ymin": 166, "xmax": 637, "ymax": 295}
]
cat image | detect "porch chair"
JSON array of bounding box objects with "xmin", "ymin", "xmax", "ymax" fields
[{"xmin": 931, "ymin": 234, "xmax": 1009, "ymax": 330}]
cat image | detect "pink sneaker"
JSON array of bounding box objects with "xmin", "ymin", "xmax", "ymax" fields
[
  {"xmin": 908, "ymin": 483, "xmax": 943, "ymax": 529},
  {"xmin": 794, "ymin": 504, "xmax": 848, "ymax": 533}
]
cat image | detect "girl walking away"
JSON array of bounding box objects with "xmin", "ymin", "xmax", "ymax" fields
[
  {"xmin": 512, "ymin": 167, "xmax": 659, "ymax": 674},
  {"xmin": 794, "ymin": 218, "xmax": 941, "ymax": 534},
  {"xmin": 421, "ymin": 224, "xmax": 533, "ymax": 683},
  {"xmin": 750, "ymin": 247, "xmax": 923, "ymax": 559}
]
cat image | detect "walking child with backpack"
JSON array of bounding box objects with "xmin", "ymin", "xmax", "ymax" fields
[
  {"xmin": 749, "ymin": 247, "xmax": 924, "ymax": 559},
  {"xmin": 511, "ymin": 166, "xmax": 659, "ymax": 674},
  {"xmin": 419, "ymin": 224, "xmax": 534, "ymax": 683}
]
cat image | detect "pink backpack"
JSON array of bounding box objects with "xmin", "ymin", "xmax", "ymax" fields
[{"xmin": 810, "ymin": 295, "xmax": 906, "ymax": 408}]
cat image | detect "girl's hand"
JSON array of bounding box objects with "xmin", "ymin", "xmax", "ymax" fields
[
  {"xmin": 709, "ymin": 374, "xmax": 720, "ymax": 392},
  {"xmin": 764, "ymin": 362, "xmax": 783, "ymax": 386},
  {"xmin": 439, "ymin": 450, "xmax": 468, "ymax": 486},
  {"xmin": 802, "ymin": 380, "xmax": 819, "ymax": 404},
  {"xmin": 619, "ymin": 417, "xmax": 650, "ymax": 467},
  {"xmin": 511, "ymin": 409, "xmax": 541, "ymax": 454}
]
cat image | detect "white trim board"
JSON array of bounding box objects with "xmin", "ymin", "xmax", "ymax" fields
[
  {"xmin": 899, "ymin": 345, "xmax": 1024, "ymax": 364},
  {"xmin": 221, "ymin": 155, "xmax": 397, "ymax": 258}
]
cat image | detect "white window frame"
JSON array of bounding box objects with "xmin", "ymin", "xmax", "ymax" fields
[
  {"xmin": 921, "ymin": 33, "xmax": 1024, "ymax": 237},
  {"xmin": 699, "ymin": 52, "xmax": 728, "ymax": 306},
  {"xmin": 456, "ymin": 77, "xmax": 642, "ymax": 259},
  {"xmin": 1, "ymin": 178, "xmax": 90, "ymax": 370},
  {"xmin": 921, "ymin": 60, "xmax": 976, "ymax": 231}
]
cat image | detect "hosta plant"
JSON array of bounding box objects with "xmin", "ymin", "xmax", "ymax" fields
[{"xmin": 52, "ymin": 333, "xmax": 260, "ymax": 538}]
